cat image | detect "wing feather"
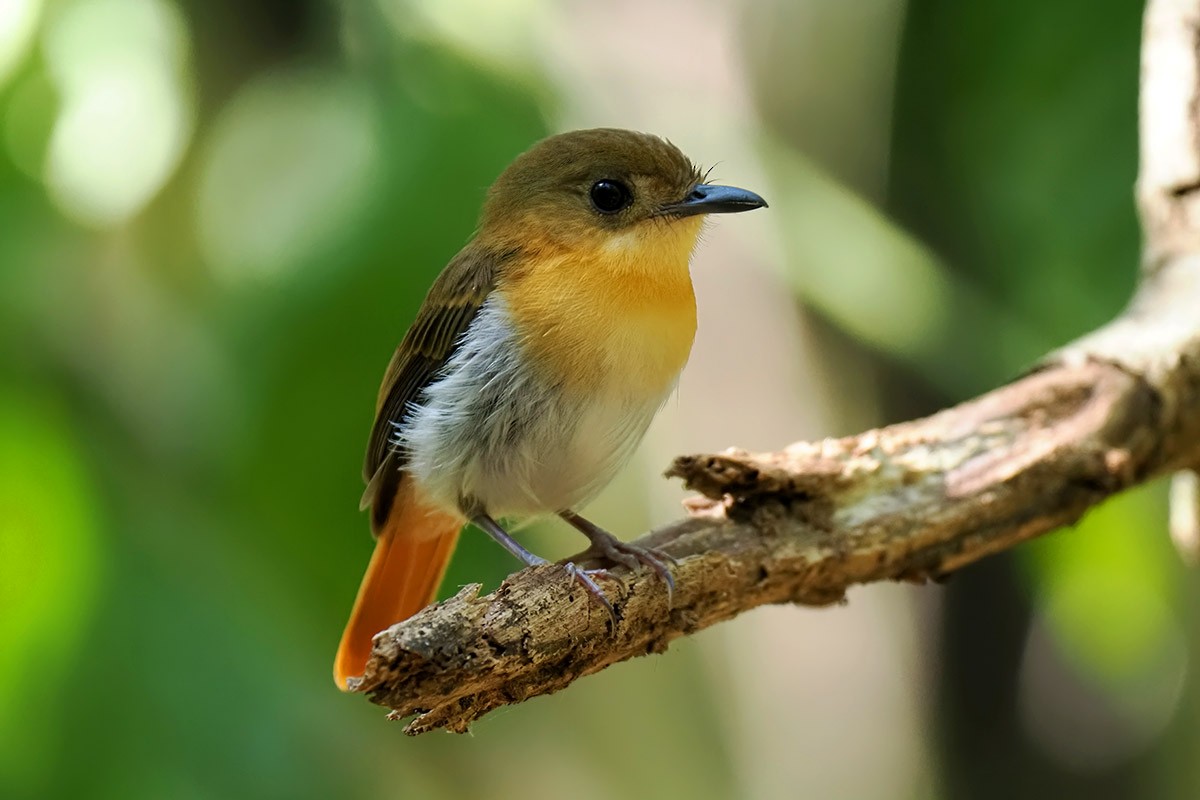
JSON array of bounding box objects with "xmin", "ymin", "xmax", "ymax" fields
[{"xmin": 361, "ymin": 245, "xmax": 513, "ymax": 532}]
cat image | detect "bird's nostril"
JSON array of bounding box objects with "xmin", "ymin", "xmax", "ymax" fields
[{"xmin": 689, "ymin": 188, "xmax": 706, "ymax": 201}]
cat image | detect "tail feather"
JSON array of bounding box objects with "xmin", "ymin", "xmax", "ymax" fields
[{"xmin": 334, "ymin": 484, "xmax": 461, "ymax": 690}]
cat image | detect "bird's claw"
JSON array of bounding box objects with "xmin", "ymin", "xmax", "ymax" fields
[
  {"xmin": 562, "ymin": 561, "xmax": 618, "ymax": 630},
  {"xmin": 577, "ymin": 540, "xmax": 676, "ymax": 606}
]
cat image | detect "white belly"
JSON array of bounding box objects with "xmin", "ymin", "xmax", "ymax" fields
[{"xmin": 398, "ymin": 296, "xmax": 671, "ymax": 517}]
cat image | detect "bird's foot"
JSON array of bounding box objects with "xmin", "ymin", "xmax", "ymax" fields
[
  {"xmin": 470, "ymin": 512, "xmax": 620, "ymax": 630},
  {"xmin": 560, "ymin": 511, "xmax": 676, "ymax": 605},
  {"xmin": 562, "ymin": 561, "xmax": 618, "ymax": 629}
]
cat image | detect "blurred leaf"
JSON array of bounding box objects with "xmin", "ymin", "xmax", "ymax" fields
[
  {"xmin": 196, "ymin": 68, "xmax": 381, "ymax": 283},
  {"xmin": 1018, "ymin": 486, "xmax": 1187, "ymax": 771},
  {"xmin": 762, "ymin": 135, "xmax": 1046, "ymax": 394},
  {"xmin": 1024, "ymin": 485, "xmax": 1180, "ymax": 698},
  {"xmin": 0, "ymin": 389, "xmax": 104, "ymax": 796},
  {"xmin": 42, "ymin": 0, "xmax": 193, "ymax": 226},
  {"xmin": 0, "ymin": 0, "xmax": 43, "ymax": 89},
  {"xmin": 3, "ymin": 68, "xmax": 58, "ymax": 180},
  {"xmin": 889, "ymin": 0, "xmax": 1142, "ymax": 371}
]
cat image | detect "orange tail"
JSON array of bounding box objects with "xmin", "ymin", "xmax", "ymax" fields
[{"xmin": 333, "ymin": 490, "xmax": 461, "ymax": 690}]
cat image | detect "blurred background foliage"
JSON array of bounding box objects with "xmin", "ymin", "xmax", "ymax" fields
[{"xmin": 0, "ymin": 0, "xmax": 1194, "ymax": 798}]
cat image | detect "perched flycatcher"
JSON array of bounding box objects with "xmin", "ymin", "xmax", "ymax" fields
[{"xmin": 334, "ymin": 128, "xmax": 766, "ymax": 688}]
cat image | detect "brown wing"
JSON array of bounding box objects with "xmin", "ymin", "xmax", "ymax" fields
[{"xmin": 360, "ymin": 245, "xmax": 510, "ymax": 533}]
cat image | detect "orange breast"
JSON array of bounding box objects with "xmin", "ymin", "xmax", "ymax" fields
[{"xmin": 502, "ymin": 221, "xmax": 701, "ymax": 398}]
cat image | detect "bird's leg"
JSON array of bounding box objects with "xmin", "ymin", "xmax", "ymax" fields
[
  {"xmin": 559, "ymin": 510, "xmax": 676, "ymax": 604},
  {"xmin": 471, "ymin": 513, "xmax": 617, "ymax": 627}
]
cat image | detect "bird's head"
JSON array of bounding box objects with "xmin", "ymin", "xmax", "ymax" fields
[{"xmin": 477, "ymin": 128, "xmax": 766, "ymax": 276}]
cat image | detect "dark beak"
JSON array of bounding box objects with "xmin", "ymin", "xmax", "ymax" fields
[{"xmin": 661, "ymin": 183, "xmax": 768, "ymax": 217}]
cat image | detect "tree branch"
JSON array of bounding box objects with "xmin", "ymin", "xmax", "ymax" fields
[{"xmin": 353, "ymin": 0, "xmax": 1200, "ymax": 734}]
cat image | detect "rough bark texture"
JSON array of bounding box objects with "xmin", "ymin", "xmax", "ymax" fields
[{"xmin": 353, "ymin": 0, "xmax": 1200, "ymax": 734}]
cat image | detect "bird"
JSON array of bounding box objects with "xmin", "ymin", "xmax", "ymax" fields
[{"xmin": 334, "ymin": 127, "xmax": 766, "ymax": 689}]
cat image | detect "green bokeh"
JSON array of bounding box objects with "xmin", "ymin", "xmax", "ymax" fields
[{"xmin": 0, "ymin": 391, "xmax": 103, "ymax": 797}]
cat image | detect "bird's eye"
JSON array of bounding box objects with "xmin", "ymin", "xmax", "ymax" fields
[{"xmin": 589, "ymin": 179, "xmax": 633, "ymax": 214}]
